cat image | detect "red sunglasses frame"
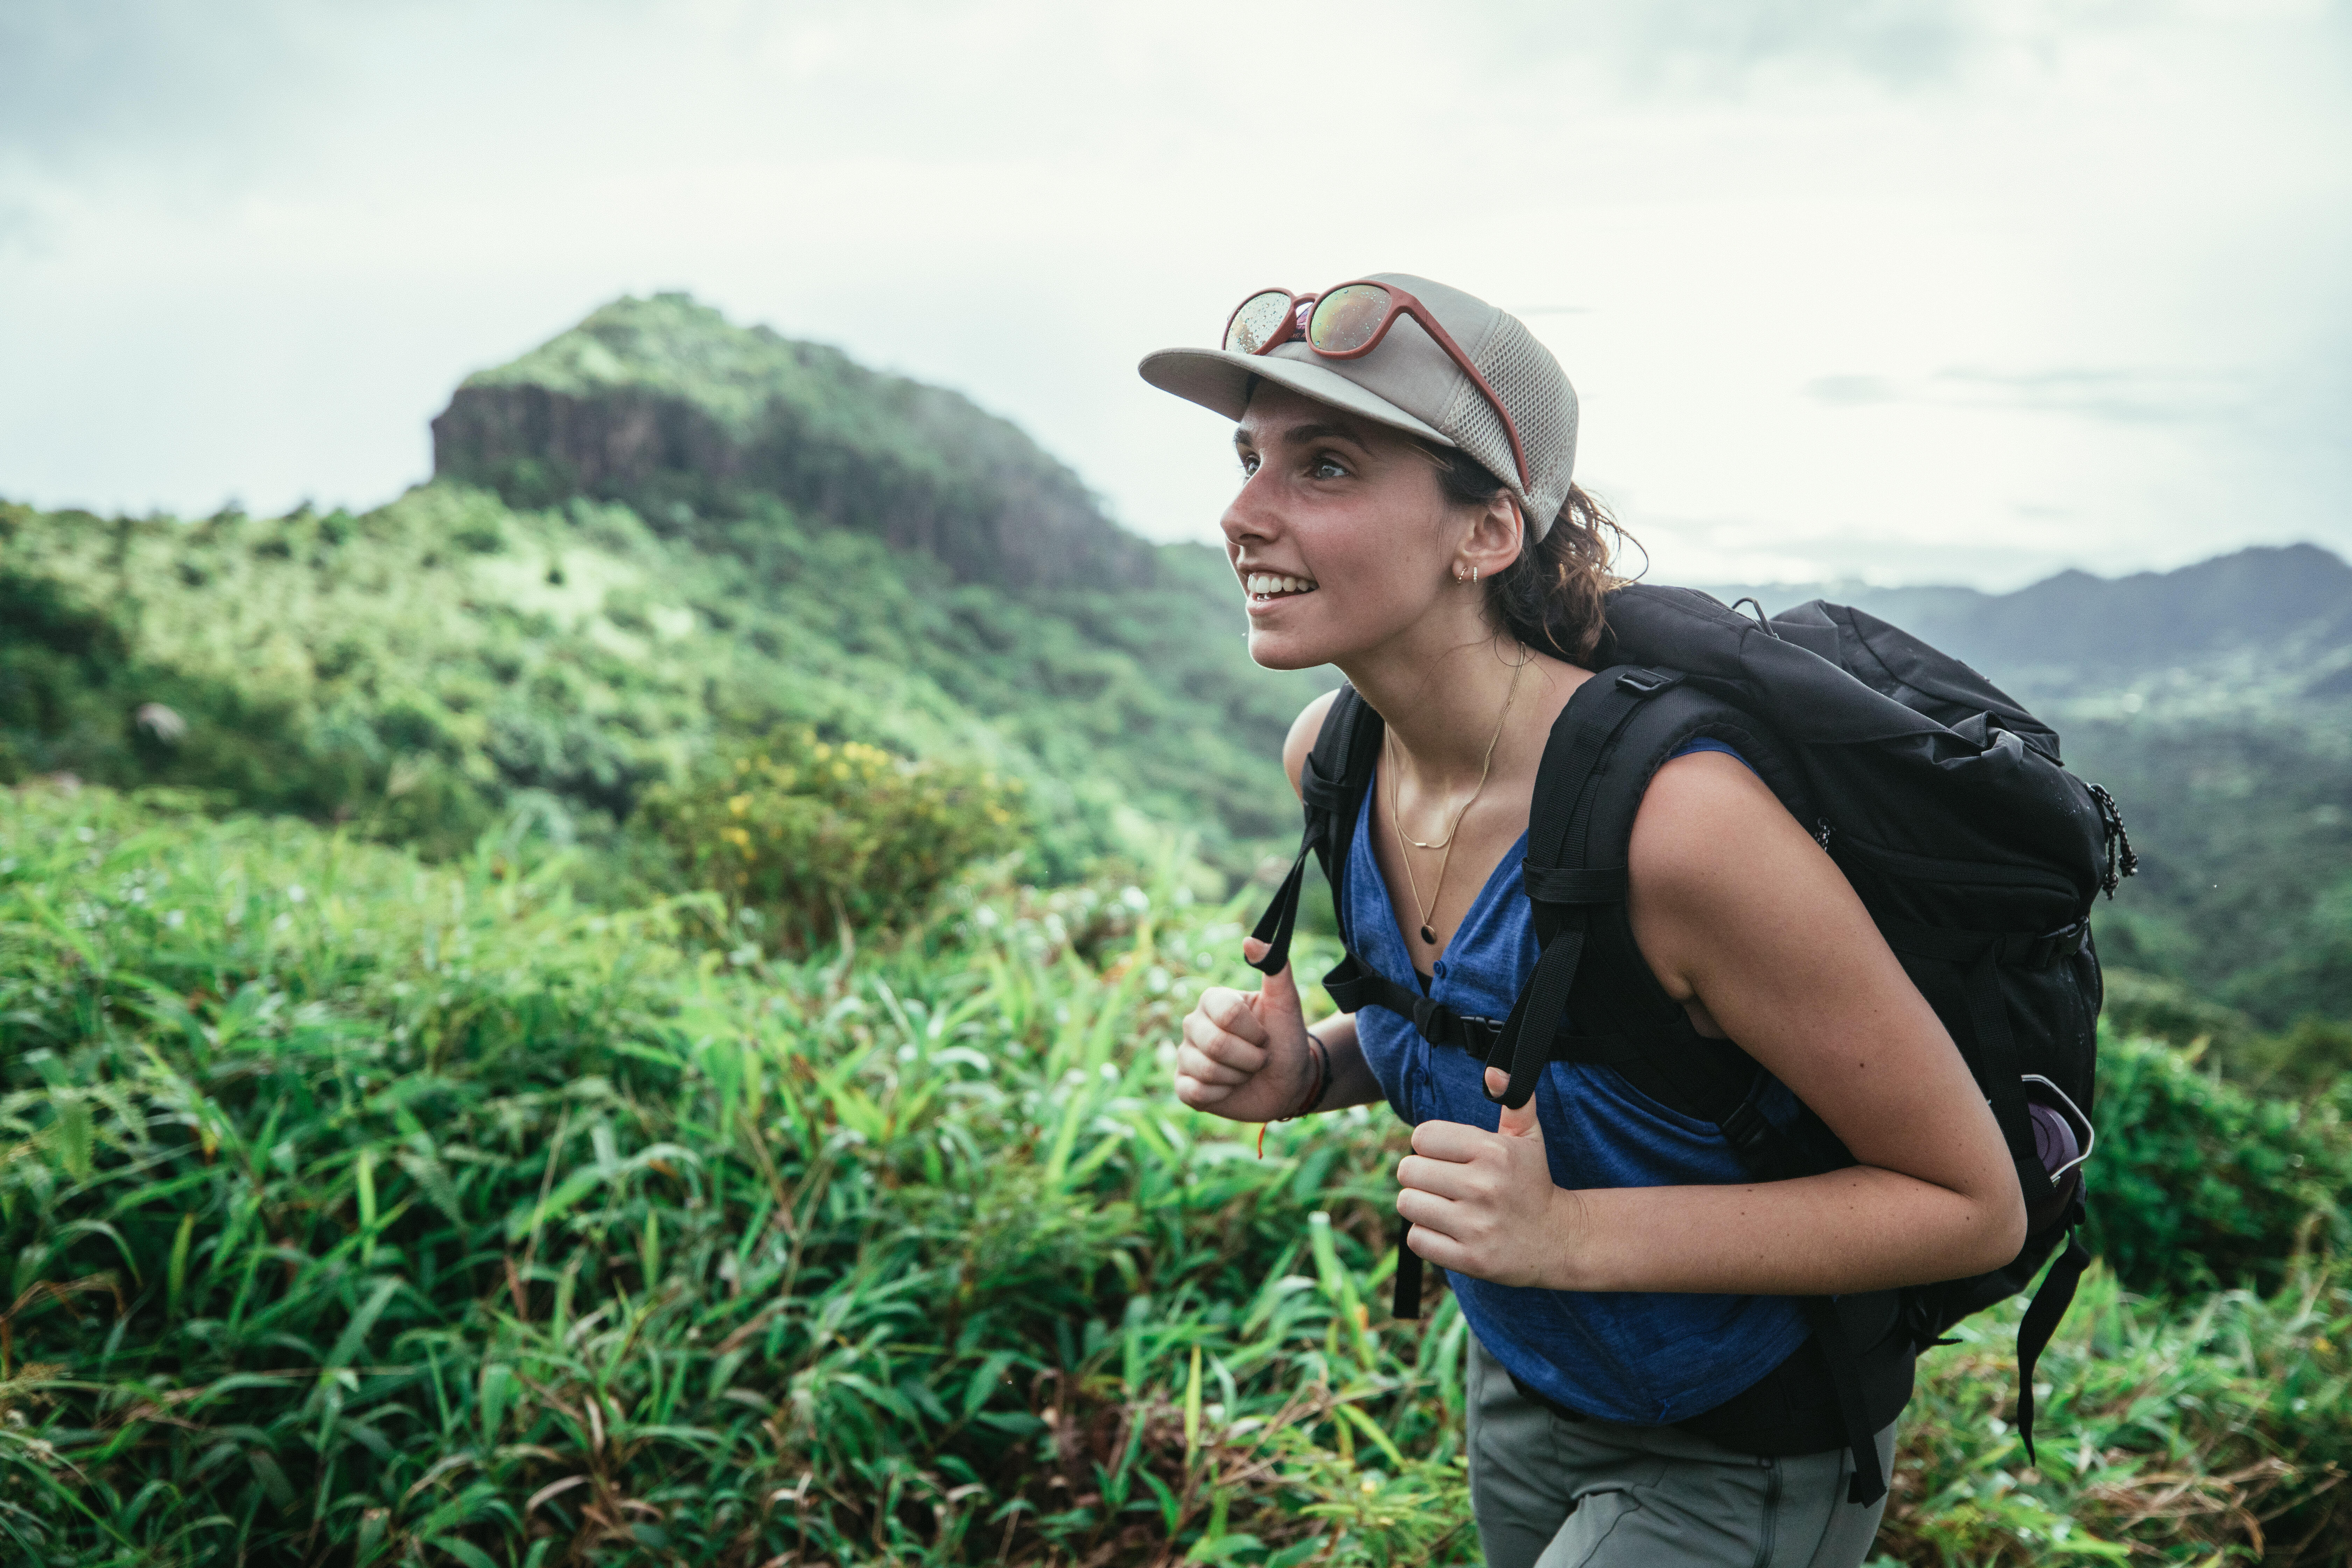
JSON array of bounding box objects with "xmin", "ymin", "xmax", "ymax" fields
[{"xmin": 1222, "ymin": 280, "xmax": 1532, "ymax": 495}]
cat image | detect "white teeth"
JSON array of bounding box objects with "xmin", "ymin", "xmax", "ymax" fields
[{"xmin": 1245, "ymin": 573, "xmax": 1317, "ymax": 596}]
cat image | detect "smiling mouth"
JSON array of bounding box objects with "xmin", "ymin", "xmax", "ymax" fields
[{"xmin": 1244, "ymin": 572, "xmax": 1319, "ymax": 602}]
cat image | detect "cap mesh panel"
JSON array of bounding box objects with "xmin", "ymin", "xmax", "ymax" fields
[{"xmin": 1439, "ymin": 313, "xmax": 1575, "ymax": 529}]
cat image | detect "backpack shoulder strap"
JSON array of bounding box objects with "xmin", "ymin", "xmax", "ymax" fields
[
  {"xmin": 1249, "ymin": 685, "xmax": 1382, "ymax": 977},
  {"xmin": 1485, "ymin": 665, "xmax": 1806, "ymax": 1109}
]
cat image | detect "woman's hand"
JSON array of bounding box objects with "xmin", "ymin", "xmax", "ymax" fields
[
  {"xmin": 1396, "ymin": 1066, "xmax": 1587, "ymax": 1289},
  {"xmin": 1173, "ymin": 936, "xmax": 1317, "ymax": 1123}
]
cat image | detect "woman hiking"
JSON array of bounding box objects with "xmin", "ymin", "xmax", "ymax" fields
[{"xmin": 1140, "ymin": 275, "xmax": 2028, "ymax": 1567}]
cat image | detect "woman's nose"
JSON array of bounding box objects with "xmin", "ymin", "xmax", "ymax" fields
[{"xmin": 1222, "ymin": 468, "xmax": 1279, "ymax": 549}]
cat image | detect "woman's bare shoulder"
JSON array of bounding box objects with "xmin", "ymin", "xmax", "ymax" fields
[{"xmin": 1280, "ymin": 689, "xmax": 1344, "ymax": 800}]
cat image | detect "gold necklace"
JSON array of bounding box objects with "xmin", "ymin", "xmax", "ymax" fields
[{"xmin": 1390, "ymin": 647, "xmax": 1528, "ymax": 946}]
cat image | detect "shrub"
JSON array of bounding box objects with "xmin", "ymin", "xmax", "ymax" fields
[
  {"xmin": 635, "ymin": 728, "xmax": 1026, "ymax": 949},
  {"xmin": 2088, "ymin": 1032, "xmax": 2351, "ymax": 1295},
  {"xmin": 1880, "ymin": 1260, "xmax": 2352, "ymax": 1566},
  {"xmin": 2102, "ymin": 967, "xmax": 2350, "ymax": 1094}
]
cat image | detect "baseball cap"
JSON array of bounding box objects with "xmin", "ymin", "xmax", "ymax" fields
[{"xmin": 1136, "ymin": 273, "xmax": 1579, "ymax": 538}]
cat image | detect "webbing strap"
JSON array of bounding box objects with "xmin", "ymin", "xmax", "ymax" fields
[
  {"xmin": 1393, "ymin": 1214, "xmax": 1422, "ymax": 1321},
  {"xmin": 1484, "ymin": 668, "xmax": 1670, "ymax": 1110},
  {"xmin": 1520, "ymin": 864, "xmax": 1629, "ymax": 904},
  {"xmin": 2015, "ymin": 1232, "xmax": 2090, "ymax": 1467},
  {"xmin": 1328, "ymin": 952, "xmax": 1633, "ymax": 1068},
  {"xmin": 1800, "ymin": 1297, "xmax": 1889, "ymax": 1506},
  {"xmin": 1247, "ymin": 838, "xmax": 1312, "ymax": 978},
  {"xmin": 1485, "ymin": 919, "xmax": 1589, "ymax": 1109},
  {"xmin": 1958, "ymin": 947, "xmax": 2054, "ymax": 1215},
  {"xmin": 1879, "ymin": 917, "xmax": 2091, "ymax": 972},
  {"xmin": 1250, "ymin": 691, "xmax": 1385, "ymax": 978},
  {"xmin": 1721, "ymin": 1082, "xmax": 1899, "ymax": 1506}
]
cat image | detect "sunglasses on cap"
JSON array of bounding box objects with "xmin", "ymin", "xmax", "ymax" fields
[{"xmin": 1223, "ymin": 280, "xmax": 1531, "ymax": 495}]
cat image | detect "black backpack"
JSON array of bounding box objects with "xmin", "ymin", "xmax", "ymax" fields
[{"xmin": 1248, "ymin": 582, "xmax": 2136, "ymax": 1505}]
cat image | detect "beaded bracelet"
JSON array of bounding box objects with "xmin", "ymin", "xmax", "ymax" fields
[
  {"xmin": 1255, "ymin": 1034, "xmax": 1331, "ymax": 1157},
  {"xmin": 1281, "ymin": 1034, "xmax": 1332, "ymax": 1122}
]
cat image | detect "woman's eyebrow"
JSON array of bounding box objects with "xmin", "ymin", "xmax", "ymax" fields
[{"xmin": 1276, "ymin": 421, "xmax": 1366, "ymax": 447}]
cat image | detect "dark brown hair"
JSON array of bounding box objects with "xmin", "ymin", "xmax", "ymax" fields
[{"xmin": 1422, "ymin": 446, "xmax": 1634, "ymax": 664}]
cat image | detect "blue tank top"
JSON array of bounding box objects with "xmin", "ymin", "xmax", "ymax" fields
[{"xmin": 1345, "ymin": 738, "xmax": 1810, "ymax": 1424}]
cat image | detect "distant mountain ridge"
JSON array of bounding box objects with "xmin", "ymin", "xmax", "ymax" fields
[
  {"xmin": 1703, "ymin": 542, "xmax": 2352, "ymax": 703},
  {"xmin": 433, "ymin": 293, "xmax": 1154, "ymax": 592}
]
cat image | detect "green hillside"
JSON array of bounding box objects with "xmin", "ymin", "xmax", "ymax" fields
[{"xmin": 0, "ymin": 295, "xmax": 1328, "ymax": 887}]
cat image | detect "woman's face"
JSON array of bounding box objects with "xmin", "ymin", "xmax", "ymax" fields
[{"xmin": 1221, "ymin": 382, "xmax": 1471, "ymax": 671}]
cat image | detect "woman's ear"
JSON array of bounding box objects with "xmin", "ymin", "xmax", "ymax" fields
[{"xmin": 1458, "ymin": 490, "xmax": 1525, "ymax": 583}]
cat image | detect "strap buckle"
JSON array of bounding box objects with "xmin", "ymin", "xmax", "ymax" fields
[
  {"xmin": 2006, "ymin": 919, "xmax": 2090, "ymax": 968},
  {"xmin": 1615, "ymin": 667, "xmax": 1683, "ymax": 698},
  {"xmin": 1408, "ymin": 995, "xmax": 1504, "ymax": 1055}
]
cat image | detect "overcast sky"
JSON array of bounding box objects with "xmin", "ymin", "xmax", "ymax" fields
[{"xmin": 3, "ymin": 0, "xmax": 2346, "ymax": 588}]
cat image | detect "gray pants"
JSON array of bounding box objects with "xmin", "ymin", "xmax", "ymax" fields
[{"xmin": 1466, "ymin": 1334, "xmax": 1895, "ymax": 1568}]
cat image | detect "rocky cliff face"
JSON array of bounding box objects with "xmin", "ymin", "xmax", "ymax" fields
[{"xmin": 431, "ymin": 294, "xmax": 1155, "ymax": 592}]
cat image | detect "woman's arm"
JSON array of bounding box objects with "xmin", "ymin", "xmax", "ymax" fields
[{"xmin": 1395, "ymin": 751, "xmax": 2029, "ymax": 1297}]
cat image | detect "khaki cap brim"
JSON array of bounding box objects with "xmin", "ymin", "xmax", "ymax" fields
[{"xmin": 1136, "ymin": 345, "xmax": 1454, "ymax": 449}]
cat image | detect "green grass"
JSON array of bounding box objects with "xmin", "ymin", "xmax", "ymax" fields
[{"xmin": 3, "ymin": 785, "xmax": 2347, "ymax": 1565}]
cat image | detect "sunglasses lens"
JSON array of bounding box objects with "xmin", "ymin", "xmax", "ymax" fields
[
  {"xmin": 1307, "ymin": 284, "xmax": 1392, "ymax": 353},
  {"xmin": 1225, "ymin": 291, "xmax": 1292, "ymax": 354}
]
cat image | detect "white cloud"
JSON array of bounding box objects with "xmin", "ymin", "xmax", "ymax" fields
[{"xmin": 0, "ymin": 0, "xmax": 2345, "ymax": 587}]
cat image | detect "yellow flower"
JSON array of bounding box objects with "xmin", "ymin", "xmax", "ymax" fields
[
  {"xmin": 728, "ymin": 793, "xmax": 751, "ymax": 817},
  {"xmin": 724, "ymin": 827, "xmax": 751, "ymax": 849}
]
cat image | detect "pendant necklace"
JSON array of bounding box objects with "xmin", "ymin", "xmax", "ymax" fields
[{"xmin": 1391, "ymin": 645, "xmax": 1530, "ymax": 946}]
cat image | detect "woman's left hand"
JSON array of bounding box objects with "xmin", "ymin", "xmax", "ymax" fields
[{"xmin": 1395, "ymin": 1066, "xmax": 1586, "ymax": 1289}]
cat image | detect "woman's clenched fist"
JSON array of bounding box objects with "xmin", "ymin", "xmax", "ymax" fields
[{"xmin": 1174, "ymin": 936, "xmax": 1316, "ymax": 1123}]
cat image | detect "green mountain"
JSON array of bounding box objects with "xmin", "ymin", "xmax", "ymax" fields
[
  {"xmin": 432, "ymin": 292, "xmax": 1155, "ymax": 592},
  {"xmin": 0, "ymin": 294, "xmax": 1327, "ymax": 881}
]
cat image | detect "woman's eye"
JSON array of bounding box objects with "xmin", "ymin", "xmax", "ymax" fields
[
  {"xmin": 1310, "ymin": 455, "xmax": 1349, "ymax": 479},
  {"xmin": 1238, "ymin": 451, "xmax": 1260, "ymax": 476}
]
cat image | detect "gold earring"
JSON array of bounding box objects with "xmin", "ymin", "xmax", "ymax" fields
[{"xmin": 1472, "ymin": 566, "xmax": 1480, "ymax": 585}]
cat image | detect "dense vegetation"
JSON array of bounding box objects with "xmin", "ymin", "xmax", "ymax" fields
[
  {"xmin": 0, "ymin": 482, "xmax": 1320, "ymax": 884},
  {"xmin": 4, "ymin": 293, "xmax": 2348, "ymax": 1563},
  {"xmin": 4, "ymin": 786, "xmax": 2346, "ymax": 1566}
]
